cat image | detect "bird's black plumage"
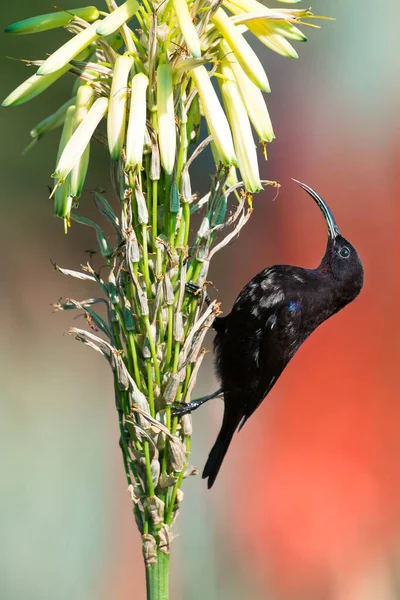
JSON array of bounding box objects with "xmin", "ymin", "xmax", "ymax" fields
[{"xmin": 182, "ymin": 181, "xmax": 364, "ymax": 488}]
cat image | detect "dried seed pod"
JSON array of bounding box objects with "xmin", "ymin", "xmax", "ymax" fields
[
  {"xmin": 132, "ymin": 275, "xmax": 149, "ymax": 316},
  {"xmin": 175, "ymin": 489, "xmax": 184, "ymax": 507},
  {"xmin": 158, "ymin": 524, "xmax": 173, "ymax": 555},
  {"xmin": 168, "ymin": 437, "xmax": 187, "ymax": 472},
  {"xmin": 181, "ymin": 414, "xmax": 192, "ymax": 436},
  {"xmin": 134, "ymin": 179, "xmax": 149, "ymax": 224},
  {"xmin": 128, "ymin": 484, "xmax": 141, "ymax": 504},
  {"xmin": 144, "ymin": 495, "xmax": 165, "ymax": 525},
  {"xmin": 173, "ymin": 312, "xmax": 184, "ymax": 343},
  {"xmin": 163, "ymin": 374, "xmax": 180, "ymax": 405},
  {"xmin": 163, "ymin": 274, "xmax": 174, "ymax": 306},
  {"xmin": 158, "ymin": 473, "xmax": 178, "ymax": 489},
  {"xmin": 142, "ymin": 534, "xmax": 157, "ymax": 566},
  {"xmin": 184, "ymin": 465, "xmax": 200, "ymax": 478},
  {"xmin": 150, "ymin": 457, "xmax": 161, "ymax": 488}
]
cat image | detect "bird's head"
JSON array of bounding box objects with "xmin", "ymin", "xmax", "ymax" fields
[{"xmin": 293, "ymin": 179, "xmax": 364, "ymax": 301}]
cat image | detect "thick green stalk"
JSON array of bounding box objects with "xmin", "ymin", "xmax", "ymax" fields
[{"xmin": 146, "ymin": 552, "xmax": 170, "ymax": 600}]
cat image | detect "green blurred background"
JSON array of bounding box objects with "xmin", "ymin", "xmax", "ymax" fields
[{"xmin": 2, "ymin": 1, "xmax": 400, "ymax": 599}]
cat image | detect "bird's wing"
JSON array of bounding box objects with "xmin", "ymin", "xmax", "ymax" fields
[{"xmin": 238, "ymin": 289, "xmax": 303, "ymax": 428}]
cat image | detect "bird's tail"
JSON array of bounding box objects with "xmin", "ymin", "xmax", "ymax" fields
[{"xmin": 202, "ymin": 408, "xmax": 241, "ymax": 489}]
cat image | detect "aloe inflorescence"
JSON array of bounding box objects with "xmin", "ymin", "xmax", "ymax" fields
[{"xmin": 4, "ymin": 1, "xmax": 327, "ymax": 597}]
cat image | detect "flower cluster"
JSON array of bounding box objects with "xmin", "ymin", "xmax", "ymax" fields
[{"xmin": 3, "ymin": 0, "xmax": 318, "ymax": 215}]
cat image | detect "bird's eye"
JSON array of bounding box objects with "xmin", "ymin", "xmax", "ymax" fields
[{"xmin": 339, "ymin": 246, "xmax": 350, "ymax": 258}]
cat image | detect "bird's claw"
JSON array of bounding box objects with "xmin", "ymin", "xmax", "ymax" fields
[
  {"xmin": 171, "ymin": 401, "xmax": 195, "ymax": 417},
  {"xmin": 185, "ymin": 282, "xmax": 211, "ymax": 306}
]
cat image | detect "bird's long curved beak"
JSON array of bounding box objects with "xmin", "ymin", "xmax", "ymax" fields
[{"xmin": 292, "ymin": 179, "xmax": 340, "ymax": 239}]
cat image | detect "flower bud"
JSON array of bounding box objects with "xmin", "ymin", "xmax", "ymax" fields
[
  {"xmin": 96, "ymin": 0, "xmax": 139, "ymax": 37},
  {"xmin": 37, "ymin": 21, "xmax": 100, "ymax": 76},
  {"xmin": 5, "ymin": 6, "xmax": 99, "ymax": 35},
  {"xmin": 173, "ymin": 0, "xmax": 201, "ymax": 58},
  {"xmin": 157, "ymin": 64, "xmax": 176, "ymax": 175},
  {"xmin": 190, "ymin": 66, "xmax": 236, "ymax": 166},
  {"xmin": 70, "ymin": 85, "xmax": 94, "ymax": 197},
  {"xmin": 107, "ymin": 54, "xmax": 133, "ymax": 161},
  {"xmin": 53, "ymin": 105, "xmax": 76, "ymax": 219},
  {"xmin": 224, "ymin": 0, "xmax": 299, "ymax": 58},
  {"xmin": 2, "ymin": 64, "xmax": 71, "ymax": 107},
  {"xmin": 126, "ymin": 73, "xmax": 149, "ymax": 170},
  {"xmin": 211, "ymin": 7, "xmax": 269, "ymax": 91},
  {"xmin": 220, "ymin": 40, "xmax": 274, "ymax": 143},
  {"xmin": 220, "ymin": 62, "xmax": 261, "ymax": 192},
  {"xmin": 53, "ymin": 97, "xmax": 108, "ymax": 184}
]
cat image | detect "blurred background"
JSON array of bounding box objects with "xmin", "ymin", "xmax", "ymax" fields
[{"xmin": 1, "ymin": 1, "xmax": 400, "ymax": 598}]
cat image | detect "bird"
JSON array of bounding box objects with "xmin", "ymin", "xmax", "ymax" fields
[{"xmin": 178, "ymin": 180, "xmax": 364, "ymax": 488}]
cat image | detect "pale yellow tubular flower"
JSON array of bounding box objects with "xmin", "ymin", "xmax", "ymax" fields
[
  {"xmin": 276, "ymin": 0, "xmax": 302, "ymax": 3},
  {"xmin": 208, "ymin": 119, "xmax": 239, "ymax": 189},
  {"xmin": 220, "ymin": 62, "xmax": 261, "ymax": 193},
  {"xmin": 190, "ymin": 66, "xmax": 236, "ymax": 166},
  {"xmin": 227, "ymin": 165, "xmax": 238, "ymax": 187},
  {"xmin": 96, "ymin": 0, "xmax": 139, "ymax": 37},
  {"xmin": 37, "ymin": 21, "xmax": 100, "ymax": 76},
  {"xmin": 273, "ymin": 22, "xmax": 307, "ymax": 42},
  {"xmin": 251, "ymin": 23, "xmax": 299, "ymax": 57},
  {"xmin": 157, "ymin": 64, "xmax": 176, "ymax": 175},
  {"xmin": 54, "ymin": 105, "xmax": 76, "ymax": 218},
  {"xmin": 230, "ymin": 11, "xmax": 306, "ymax": 41},
  {"xmin": 275, "ymin": 9, "xmax": 314, "ymax": 18},
  {"xmin": 5, "ymin": 7, "xmax": 99, "ymax": 34},
  {"xmin": 126, "ymin": 73, "xmax": 149, "ymax": 170},
  {"xmin": 2, "ymin": 63, "xmax": 72, "ymax": 107},
  {"xmin": 53, "ymin": 97, "xmax": 109, "ymax": 183},
  {"xmin": 173, "ymin": 0, "xmax": 201, "ymax": 58},
  {"xmin": 209, "ymin": 137, "xmax": 221, "ymax": 166},
  {"xmin": 211, "ymin": 7, "xmax": 269, "ymax": 91},
  {"xmin": 107, "ymin": 54, "xmax": 133, "ymax": 161},
  {"xmin": 70, "ymin": 85, "xmax": 94, "ymax": 198},
  {"xmin": 223, "ymin": 0, "xmax": 298, "ymax": 57},
  {"xmin": 220, "ymin": 39, "xmax": 274, "ymax": 143}
]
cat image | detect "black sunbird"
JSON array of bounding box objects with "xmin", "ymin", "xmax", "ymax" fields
[{"xmin": 178, "ymin": 180, "xmax": 364, "ymax": 488}]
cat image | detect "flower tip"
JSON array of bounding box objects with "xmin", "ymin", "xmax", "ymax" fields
[{"xmin": 37, "ymin": 63, "xmax": 54, "ymax": 77}]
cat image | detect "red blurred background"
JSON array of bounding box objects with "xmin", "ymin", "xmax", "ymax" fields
[{"xmin": 1, "ymin": 1, "xmax": 400, "ymax": 599}]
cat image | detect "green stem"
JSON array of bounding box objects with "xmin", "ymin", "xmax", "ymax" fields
[
  {"xmin": 142, "ymin": 223, "xmax": 152, "ymax": 291},
  {"xmin": 164, "ymin": 173, "xmax": 171, "ymax": 237},
  {"xmin": 146, "ymin": 551, "xmax": 170, "ymax": 600},
  {"xmin": 152, "ymin": 178, "xmax": 158, "ymax": 250}
]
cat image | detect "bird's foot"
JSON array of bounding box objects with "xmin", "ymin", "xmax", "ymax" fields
[
  {"xmin": 172, "ymin": 388, "xmax": 223, "ymax": 417},
  {"xmin": 185, "ymin": 282, "xmax": 211, "ymax": 306}
]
